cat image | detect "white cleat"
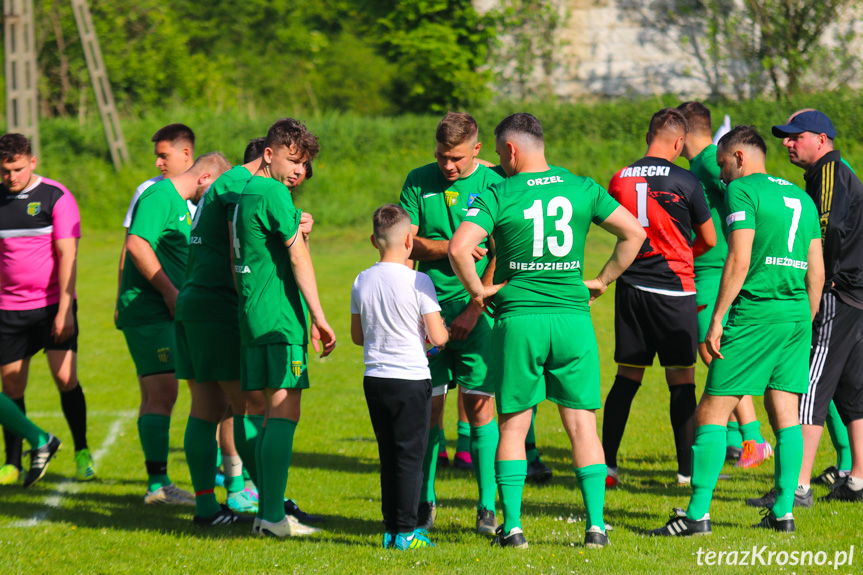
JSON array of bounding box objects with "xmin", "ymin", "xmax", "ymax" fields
[
  {"xmin": 144, "ymin": 483, "xmax": 195, "ymax": 506},
  {"xmin": 260, "ymin": 515, "xmax": 320, "ymax": 538}
]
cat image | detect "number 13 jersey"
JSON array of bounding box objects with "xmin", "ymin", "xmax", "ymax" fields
[
  {"xmin": 466, "ymin": 166, "xmax": 620, "ymax": 318},
  {"xmin": 608, "ymin": 157, "xmax": 711, "ymax": 293}
]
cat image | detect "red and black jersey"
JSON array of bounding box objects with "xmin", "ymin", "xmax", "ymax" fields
[{"xmin": 608, "ymin": 157, "xmax": 711, "ymax": 292}]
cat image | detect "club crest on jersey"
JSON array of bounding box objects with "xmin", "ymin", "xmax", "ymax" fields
[
  {"xmin": 291, "ymin": 361, "xmax": 303, "ymax": 377},
  {"xmin": 157, "ymin": 347, "xmax": 171, "ymax": 363},
  {"xmin": 468, "ymin": 193, "xmax": 479, "ymax": 206},
  {"xmin": 26, "ymin": 202, "xmax": 41, "ymax": 216},
  {"xmin": 444, "ymin": 191, "xmax": 459, "ymax": 207}
]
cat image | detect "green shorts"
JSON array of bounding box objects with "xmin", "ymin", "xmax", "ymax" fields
[
  {"xmin": 695, "ymin": 271, "xmax": 728, "ymax": 341},
  {"xmin": 175, "ymin": 320, "xmax": 241, "ymax": 382},
  {"xmin": 490, "ymin": 313, "xmax": 600, "ymax": 414},
  {"xmin": 122, "ymin": 322, "xmax": 176, "ymax": 377},
  {"xmin": 705, "ymin": 320, "xmax": 811, "ymax": 397},
  {"xmin": 242, "ymin": 343, "xmax": 309, "ymax": 391},
  {"xmin": 428, "ymin": 298, "xmax": 493, "ymax": 394}
]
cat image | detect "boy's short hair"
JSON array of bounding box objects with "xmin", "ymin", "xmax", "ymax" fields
[
  {"xmin": 0, "ymin": 133, "xmax": 32, "ymax": 161},
  {"xmin": 373, "ymin": 204, "xmax": 411, "ymax": 243},
  {"xmin": 244, "ymin": 137, "xmax": 266, "ymax": 163},
  {"xmin": 152, "ymin": 123, "xmax": 195, "ymax": 149},
  {"xmin": 265, "ymin": 118, "xmax": 320, "ymax": 161},
  {"xmin": 436, "ymin": 112, "xmax": 479, "ymax": 149}
]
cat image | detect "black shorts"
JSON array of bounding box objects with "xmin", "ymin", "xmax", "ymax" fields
[
  {"xmin": 0, "ymin": 301, "xmax": 79, "ymax": 365},
  {"xmin": 614, "ymin": 281, "xmax": 697, "ymax": 369},
  {"xmin": 800, "ymin": 292, "xmax": 863, "ymax": 426}
]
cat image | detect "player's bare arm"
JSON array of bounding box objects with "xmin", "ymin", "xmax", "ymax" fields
[
  {"xmin": 299, "ymin": 211, "xmax": 314, "ymax": 249},
  {"xmin": 448, "ymin": 221, "xmax": 506, "ymax": 311},
  {"xmin": 584, "ymin": 206, "xmax": 646, "ymax": 302},
  {"xmin": 705, "ymin": 228, "xmax": 754, "ymax": 359},
  {"xmin": 286, "ymin": 230, "xmax": 336, "ymax": 357},
  {"xmin": 126, "ymin": 234, "xmax": 180, "ymax": 317},
  {"xmin": 409, "ymin": 224, "xmax": 487, "ymax": 262},
  {"xmin": 350, "ymin": 313, "xmax": 363, "ymax": 346},
  {"xmin": 804, "ymin": 237, "xmax": 825, "ymax": 321},
  {"xmin": 692, "ymin": 217, "xmax": 717, "ymax": 258},
  {"xmin": 53, "ymin": 237, "xmax": 78, "ymax": 343},
  {"xmin": 449, "ymin": 236, "xmax": 496, "ymax": 339}
]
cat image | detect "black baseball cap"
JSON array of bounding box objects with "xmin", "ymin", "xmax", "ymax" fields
[{"xmin": 772, "ymin": 110, "xmax": 836, "ymax": 139}]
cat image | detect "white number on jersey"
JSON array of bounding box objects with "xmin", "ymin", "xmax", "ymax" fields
[
  {"xmin": 232, "ymin": 205, "xmax": 242, "ymax": 259},
  {"xmin": 635, "ymin": 182, "xmax": 650, "ymax": 227},
  {"xmin": 523, "ymin": 196, "xmax": 574, "ymax": 258},
  {"xmin": 783, "ymin": 196, "xmax": 802, "ymax": 252}
]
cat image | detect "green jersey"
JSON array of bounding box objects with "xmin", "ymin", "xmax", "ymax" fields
[
  {"xmin": 400, "ymin": 162, "xmax": 504, "ymax": 304},
  {"xmin": 691, "ymin": 144, "xmax": 728, "ymax": 272},
  {"xmin": 725, "ymin": 173, "xmax": 820, "ymax": 325},
  {"xmin": 176, "ymin": 166, "xmax": 252, "ymax": 323},
  {"xmin": 233, "ymin": 176, "xmax": 305, "ymax": 346},
  {"xmin": 117, "ymin": 179, "xmax": 191, "ymax": 328},
  {"xmin": 466, "ymin": 166, "xmax": 620, "ymax": 318}
]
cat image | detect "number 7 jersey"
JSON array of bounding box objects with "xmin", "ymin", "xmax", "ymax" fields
[
  {"xmin": 466, "ymin": 166, "xmax": 620, "ymax": 318},
  {"xmin": 608, "ymin": 157, "xmax": 711, "ymax": 292}
]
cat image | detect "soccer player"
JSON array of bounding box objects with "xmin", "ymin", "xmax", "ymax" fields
[
  {"xmin": 0, "ymin": 133, "xmax": 92, "ymax": 485},
  {"xmin": 117, "ymin": 152, "xmax": 230, "ymax": 505},
  {"xmin": 677, "ymin": 102, "xmax": 773, "ymax": 470},
  {"xmin": 770, "ymin": 110, "xmax": 863, "ymax": 504},
  {"xmin": 650, "ymin": 125, "xmax": 823, "ymax": 536},
  {"xmin": 0, "ymin": 392, "xmax": 60, "ymax": 487},
  {"xmin": 601, "ymin": 108, "xmax": 716, "ymax": 487},
  {"xmin": 233, "ymin": 118, "xmax": 335, "ymax": 538},
  {"xmin": 450, "ymin": 112, "xmax": 645, "ymax": 549},
  {"xmin": 399, "ymin": 112, "xmax": 503, "ymax": 535}
]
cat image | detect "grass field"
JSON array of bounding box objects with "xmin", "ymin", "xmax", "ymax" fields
[{"xmin": 0, "ymin": 225, "xmax": 860, "ymax": 575}]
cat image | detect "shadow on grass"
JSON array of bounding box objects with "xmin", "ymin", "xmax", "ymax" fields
[{"xmin": 290, "ymin": 451, "xmax": 380, "ymax": 473}]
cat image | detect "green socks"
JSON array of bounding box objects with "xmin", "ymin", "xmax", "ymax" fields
[
  {"xmin": 260, "ymin": 417, "xmax": 297, "ymax": 523},
  {"xmin": 234, "ymin": 414, "xmax": 263, "ymax": 487},
  {"xmin": 222, "ymin": 455, "xmax": 244, "ymax": 493},
  {"xmin": 0, "ymin": 393, "xmax": 49, "ymax": 449},
  {"xmin": 421, "ymin": 425, "xmax": 440, "ymax": 504},
  {"xmin": 184, "ymin": 417, "xmax": 220, "ymax": 517},
  {"xmin": 255, "ymin": 422, "xmax": 266, "ymax": 520},
  {"xmin": 726, "ymin": 421, "xmax": 743, "ymax": 449},
  {"xmin": 456, "ymin": 420, "xmax": 471, "ymax": 454},
  {"xmin": 470, "ymin": 420, "xmax": 499, "ymax": 511},
  {"xmin": 138, "ymin": 414, "xmax": 172, "ymax": 492},
  {"xmin": 740, "ymin": 420, "xmax": 766, "ymax": 444},
  {"xmin": 526, "ymin": 405, "xmax": 539, "ymax": 464},
  {"xmin": 826, "ymin": 401, "xmax": 852, "ymax": 471},
  {"xmin": 773, "ymin": 425, "xmax": 803, "ymax": 518},
  {"xmin": 686, "ymin": 425, "xmax": 727, "ymax": 521},
  {"xmin": 575, "ymin": 464, "xmax": 606, "ymax": 530},
  {"xmin": 496, "ymin": 459, "xmax": 527, "ymax": 533}
]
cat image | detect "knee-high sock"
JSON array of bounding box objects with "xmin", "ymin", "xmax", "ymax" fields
[
  {"xmin": 184, "ymin": 417, "xmax": 220, "ymax": 517},
  {"xmin": 261, "ymin": 417, "xmax": 297, "ymax": 524},
  {"xmin": 60, "ymin": 384, "xmax": 88, "ymax": 452},
  {"xmin": 726, "ymin": 421, "xmax": 743, "ymax": 449},
  {"xmin": 496, "ymin": 459, "xmax": 527, "ymax": 532},
  {"xmin": 138, "ymin": 414, "xmax": 172, "ymax": 492},
  {"xmin": 686, "ymin": 425, "xmax": 727, "ymax": 520},
  {"xmin": 255, "ymin": 422, "xmax": 266, "ymax": 520},
  {"xmin": 602, "ymin": 376, "xmax": 641, "ymax": 468},
  {"xmin": 669, "ymin": 384, "xmax": 696, "ymax": 476},
  {"xmin": 772, "ymin": 425, "xmax": 803, "ymax": 518},
  {"xmin": 826, "ymin": 401, "xmax": 851, "ymax": 471},
  {"xmin": 740, "ymin": 420, "xmax": 766, "ymax": 444},
  {"xmin": 2, "ymin": 396, "xmax": 25, "ymax": 468},
  {"xmin": 420, "ymin": 424, "xmax": 440, "ymax": 504},
  {"xmin": 575, "ymin": 464, "xmax": 606, "ymax": 530},
  {"xmin": 470, "ymin": 420, "xmax": 499, "ymax": 511},
  {"xmin": 456, "ymin": 420, "xmax": 471, "ymax": 454},
  {"xmin": 234, "ymin": 414, "xmax": 263, "ymax": 488},
  {"xmin": 0, "ymin": 393, "xmax": 49, "ymax": 450},
  {"xmin": 525, "ymin": 405, "xmax": 539, "ymax": 464}
]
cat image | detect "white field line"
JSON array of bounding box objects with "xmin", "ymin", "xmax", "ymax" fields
[{"xmin": 9, "ymin": 414, "xmax": 132, "ymax": 528}]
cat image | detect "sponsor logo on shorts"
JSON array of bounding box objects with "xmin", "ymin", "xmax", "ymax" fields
[
  {"xmin": 727, "ymin": 211, "xmax": 746, "ymax": 225},
  {"xmin": 444, "ymin": 191, "xmax": 459, "ymax": 207},
  {"xmin": 291, "ymin": 361, "xmax": 302, "ymax": 377},
  {"xmin": 619, "ymin": 166, "xmax": 670, "ymax": 178},
  {"xmin": 235, "ymin": 265, "xmax": 251, "ymax": 274},
  {"xmin": 157, "ymin": 347, "xmax": 171, "ymax": 363},
  {"xmin": 509, "ymin": 260, "xmax": 581, "ymax": 271},
  {"xmin": 26, "ymin": 202, "xmax": 41, "ymax": 216},
  {"xmin": 527, "ymin": 175, "xmax": 564, "ymax": 186},
  {"xmin": 765, "ymin": 256, "xmax": 808, "ymax": 269}
]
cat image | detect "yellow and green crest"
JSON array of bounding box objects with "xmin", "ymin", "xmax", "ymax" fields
[
  {"xmin": 444, "ymin": 191, "xmax": 459, "ymax": 207},
  {"xmin": 291, "ymin": 361, "xmax": 303, "ymax": 377},
  {"xmin": 157, "ymin": 348, "xmax": 171, "ymax": 363},
  {"xmin": 26, "ymin": 202, "xmax": 41, "ymax": 216}
]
